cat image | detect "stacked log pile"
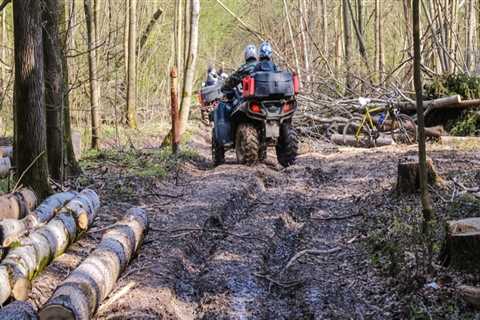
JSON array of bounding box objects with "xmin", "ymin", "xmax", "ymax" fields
[
  {"xmin": 0, "ymin": 189, "xmax": 100, "ymax": 304},
  {"xmin": 294, "ymin": 94, "xmax": 480, "ymax": 146},
  {"xmin": 39, "ymin": 207, "xmax": 148, "ymax": 320}
]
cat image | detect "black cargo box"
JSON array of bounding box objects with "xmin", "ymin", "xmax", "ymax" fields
[
  {"xmin": 201, "ymin": 81, "xmax": 223, "ymax": 103},
  {"xmin": 253, "ymin": 71, "xmax": 294, "ymax": 98}
]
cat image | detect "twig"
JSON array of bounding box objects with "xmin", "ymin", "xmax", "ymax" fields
[
  {"xmin": 313, "ymin": 212, "xmax": 363, "ymax": 221},
  {"xmin": 13, "ymin": 151, "xmax": 46, "ymax": 192},
  {"xmin": 254, "ymin": 272, "xmax": 302, "ymax": 289},
  {"xmin": 98, "ymin": 281, "xmax": 136, "ymax": 314},
  {"xmin": 282, "ymin": 247, "xmax": 342, "ymax": 273}
]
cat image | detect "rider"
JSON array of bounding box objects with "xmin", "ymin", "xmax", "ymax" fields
[
  {"xmin": 221, "ymin": 44, "xmax": 258, "ymax": 95},
  {"xmin": 204, "ymin": 65, "xmax": 219, "ymax": 87},
  {"xmin": 253, "ymin": 42, "xmax": 278, "ymax": 72}
]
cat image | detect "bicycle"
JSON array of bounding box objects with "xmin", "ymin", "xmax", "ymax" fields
[{"xmin": 342, "ymin": 98, "xmax": 417, "ymax": 146}]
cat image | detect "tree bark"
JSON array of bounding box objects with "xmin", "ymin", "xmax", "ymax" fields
[
  {"xmin": 342, "ymin": 0, "xmax": 353, "ymax": 93},
  {"xmin": 13, "ymin": 0, "xmax": 52, "ymax": 200},
  {"xmin": 0, "ymin": 189, "xmax": 99, "ymax": 304},
  {"xmin": 126, "ymin": 0, "xmax": 138, "ymax": 128},
  {"xmin": 43, "ymin": 0, "xmax": 65, "ymax": 182},
  {"xmin": 413, "ymin": 0, "xmax": 435, "ymax": 237},
  {"xmin": 442, "ymin": 218, "xmax": 480, "ymax": 273},
  {"xmin": 396, "ymin": 155, "xmax": 438, "ymax": 193},
  {"xmin": 39, "ymin": 207, "xmax": 148, "ymax": 320},
  {"xmin": 0, "ymin": 191, "xmax": 78, "ymax": 247},
  {"xmin": 59, "ymin": 0, "xmax": 82, "ymax": 177},
  {"xmin": 178, "ymin": 0, "xmax": 200, "ymax": 135},
  {"xmin": 375, "ymin": 0, "xmax": 385, "ymax": 83},
  {"xmin": 83, "ymin": 0, "xmax": 100, "ymax": 149}
]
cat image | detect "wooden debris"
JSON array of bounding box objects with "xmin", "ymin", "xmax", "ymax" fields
[
  {"xmin": 0, "ymin": 301, "xmax": 38, "ymax": 319},
  {"xmin": 39, "ymin": 207, "xmax": 148, "ymax": 320},
  {"xmin": 0, "ymin": 188, "xmax": 37, "ymax": 220},
  {"xmin": 0, "ymin": 189, "xmax": 100, "ymax": 305},
  {"xmin": 331, "ymin": 133, "xmax": 394, "ymax": 148},
  {"xmin": 396, "ymin": 155, "xmax": 438, "ymax": 193},
  {"xmin": 0, "ymin": 191, "xmax": 78, "ymax": 247},
  {"xmin": 442, "ymin": 218, "xmax": 480, "ymax": 272}
]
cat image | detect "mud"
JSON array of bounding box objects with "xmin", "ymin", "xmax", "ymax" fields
[{"xmin": 27, "ymin": 126, "xmax": 480, "ymax": 319}]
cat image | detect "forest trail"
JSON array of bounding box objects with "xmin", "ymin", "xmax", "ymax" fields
[{"xmin": 25, "ymin": 123, "xmax": 479, "ymax": 319}]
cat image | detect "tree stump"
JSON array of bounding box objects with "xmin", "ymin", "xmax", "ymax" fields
[
  {"xmin": 396, "ymin": 155, "xmax": 438, "ymax": 193},
  {"xmin": 441, "ymin": 218, "xmax": 480, "ymax": 273}
]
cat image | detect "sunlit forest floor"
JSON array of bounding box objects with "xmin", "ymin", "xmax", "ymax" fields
[{"xmin": 24, "ymin": 120, "xmax": 480, "ymax": 319}]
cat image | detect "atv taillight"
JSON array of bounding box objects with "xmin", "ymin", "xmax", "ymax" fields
[
  {"xmin": 242, "ymin": 76, "xmax": 255, "ymax": 98},
  {"xmin": 250, "ymin": 103, "xmax": 262, "ymax": 113},
  {"xmin": 293, "ymin": 73, "xmax": 300, "ymax": 94},
  {"xmin": 283, "ymin": 102, "xmax": 294, "ymax": 113}
]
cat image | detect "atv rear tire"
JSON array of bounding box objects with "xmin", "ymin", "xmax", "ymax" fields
[
  {"xmin": 235, "ymin": 123, "xmax": 259, "ymax": 165},
  {"xmin": 276, "ymin": 123, "xmax": 298, "ymax": 167},
  {"xmin": 212, "ymin": 128, "xmax": 225, "ymax": 166},
  {"xmin": 258, "ymin": 140, "xmax": 267, "ymax": 162}
]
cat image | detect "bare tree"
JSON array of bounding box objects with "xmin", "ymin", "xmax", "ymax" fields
[
  {"xmin": 84, "ymin": 0, "xmax": 100, "ymax": 149},
  {"xmin": 13, "ymin": 0, "xmax": 52, "ymax": 199},
  {"xmin": 178, "ymin": 0, "xmax": 200, "ymax": 134},
  {"xmin": 342, "ymin": 0, "xmax": 353, "ymax": 93},
  {"xmin": 126, "ymin": 0, "xmax": 138, "ymax": 128}
]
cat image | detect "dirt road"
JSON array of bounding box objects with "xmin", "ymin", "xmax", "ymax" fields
[{"xmin": 27, "ymin": 127, "xmax": 480, "ymax": 319}]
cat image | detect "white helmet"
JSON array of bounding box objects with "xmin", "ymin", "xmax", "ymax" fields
[{"xmin": 244, "ymin": 44, "xmax": 258, "ymax": 62}]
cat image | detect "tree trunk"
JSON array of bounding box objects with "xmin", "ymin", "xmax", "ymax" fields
[
  {"xmin": 413, "ymin": 0, "xmax": 435, "ymax": 239},
  {"xmin": 342, "ymin": 0, "xmax": 353, "ymax": 93},
  {"xmin": 126, "ymin": 0, "xmax": 138, "ymax": 128},
  {"xmin": 298, "ymin": 0, "xmax": 310, "ymax": 82},
  {"xmin": 321, "ymin": 0, "xmax": 328, "ymax": 55},
  {"xmin": 0, "ymin": 188, "xmax": 37, "ymax": 220},
  {"xmin": 0, "ymin": 191, "xmax": 78, "ymax": 247},
  {"xmin": 59, "ymin": 0, "xmax": 82, "ymax": 177},
  {"xmin": 178, "ymin": 0, "xmax": 200, "ymax": 135},
  {"xmin": 39, "ymin": 207, "xmax": 148, "ymax": 320},
  {"xmin": 465, "ymin": 0, "xmax": 476, "ymax": 72},
  {"xmin": 83, "ymin": 0, "xmax": 100, "ymax": 149},
  {"xmin": 282, "ymin": 0, "xmax": 302, "ymax": 81},
  {"xmin": 0, "ymin": 189, "xmax": 99, "ymax": 304},
  {"xmin": 43, "ymin": 0, "xmax": 65, "ymax": 182},
  {"xmin": 13, "ymin": 0, "xmax": 52, "ymax": 200},
  {"xmin": 375, "ymin": 0, "xmax": 385, "ymax": 83}
]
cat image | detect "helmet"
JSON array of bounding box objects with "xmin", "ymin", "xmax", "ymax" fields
[
  {"xmin": 259, "ymin": 42, "xmax": 273, "ymax": 60},
  {"xmin": 244, "ymin": 44, "xmax": 257, "ymax": 62}
]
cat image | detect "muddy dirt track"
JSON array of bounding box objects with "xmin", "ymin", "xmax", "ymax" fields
[{"xmin": 27, "ymin": 126, "xmax": 480, "ymax": 319}]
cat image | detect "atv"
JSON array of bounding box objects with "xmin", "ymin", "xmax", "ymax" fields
[{"xmin": 211, "ymin": 70, "xmax": 299, "ymax": 167}]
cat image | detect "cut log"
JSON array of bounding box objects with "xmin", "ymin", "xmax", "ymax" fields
[
  {"xmin": 0, "ymin": 189, "xmax": 37, "ymax": 220},
  {"xmin": 397, "ymin": 95, "xmax": 462, "ymax": 112},
  {"xmin": 0, "ymin": 191, "xmax": 78, "ymax": 247},
  {"xmin": 0, "ymin": 301, "xmax": 38, "ymax": 319},
  {"xmin": 396, "ymin": 156, "xmax": 439, "ymax": 193},
  {"xmin": 0, "ymin": 157, "xmax": 11, "ymax": 178},
  {"xmin": 0, "ymin": 146, "xmax": 13, "ymax": 158},
  {"xmin": 441, "ymin": 218, "xmax": 480, "ymax": 272},
  {"xmin": 39, "ymin": 207, "xmax": 148, "ymax": 320},
  {"xmin": 458, "ymin": 285, "xmax": 480, "ymax": 308},
  {"xmin": 331, "ymin": 133, "xmax": 394, "ymax": 148},
  {"xmin": 0, "ymin": 189, "xmax": 100, "ymax": 305}
]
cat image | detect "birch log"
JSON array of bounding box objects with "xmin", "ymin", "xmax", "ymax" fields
[
  {"xmin": 0, "ymin": 189, "xmax": 100, "ymax": 304},
  {"xmin": 0, "ymin": 191, "xmax": 78, "ymax": 247},
  {"xmin": 0, "ymin": 189, "xmax": 37, "ymax": 220},
  {"xmin": 0, "ymin": 301, "xmax": 38, "ymax": 319},
  {"xmin": 39, "ymin": 208, "xmax": 148, "ymax": 320}
]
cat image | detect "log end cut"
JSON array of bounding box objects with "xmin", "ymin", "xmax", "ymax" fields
[{"xmin": 39, "ymin": 304, "xmax": 76, "ymax": 320}]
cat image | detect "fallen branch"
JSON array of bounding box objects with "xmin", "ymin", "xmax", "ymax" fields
[
  {"xmin": 39, "ymin": 207, "xmax": 148, "ymax": 320},
  {"xmin": 282, "ymin": 247, "xmax": 342, "ymax": 273}
]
